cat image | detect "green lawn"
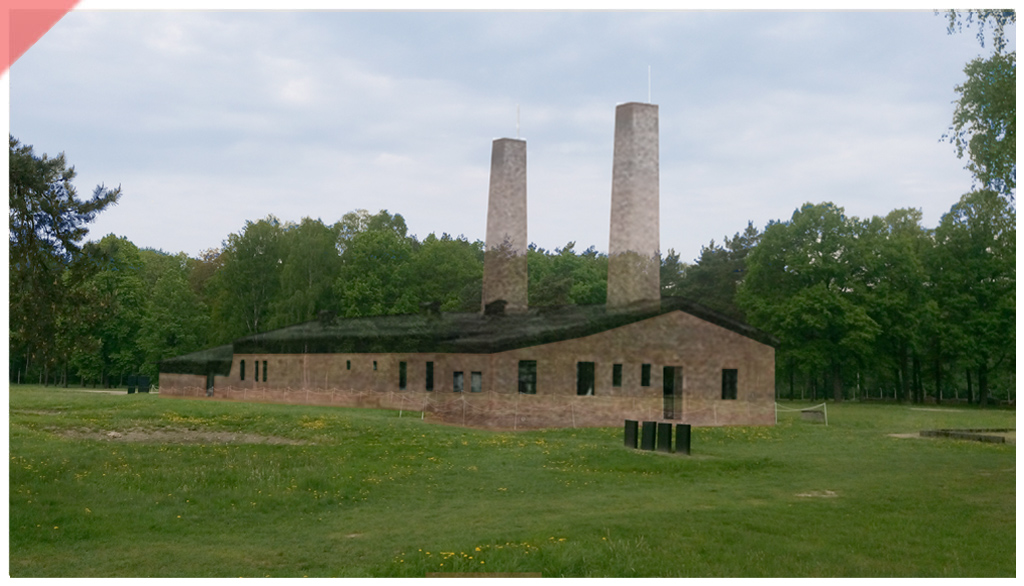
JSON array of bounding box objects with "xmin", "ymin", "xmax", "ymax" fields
[{"xmin": 8, "ymin": 385, "xmax": 1016, "ymax": 577}]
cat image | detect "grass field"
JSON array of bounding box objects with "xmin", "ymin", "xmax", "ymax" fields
[{"xmin": 8, "ymin": 385, "xmax": 1016, "ymax": 577}]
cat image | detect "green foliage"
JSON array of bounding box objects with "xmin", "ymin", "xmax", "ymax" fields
[
  {"xmin": 739, "ymin": 203, "xmax": 880, "ymax": 401},
  {"xmin": 928, "ymin": 190, "xmax": 1015, "ymax": 404},
  {"xmin": 137, "ymin": 251, "xmax": 211, "ymax": 380},
  {"xmin": 209, "ymin": 216, "xmax": 284, "ymax": 340},
  {"xmin": 947, "ymin": 52, "xmax": 1016, "ymax": 196},
  {"xmin": 672, "ymin": 221, "xmax": 759, "ymax": 321},
  {"xmin": 942, "ymin": 9, "xmax": 1015, "ymax": 53},
  {"xmin": 527, "ymin": 242, "xmax": 607, "ymax": 307},
  {"xmin": 9, "ymin": 387, "xmax": 1016, "ymax": 577},
  {"xmin": 270, "ymin": 217, "xmax": 343, "ymax": 329},
  {"xmin": 942, "ymin": 10, "xmax": 1016, "ymax": 198},
  {"xmin": 855, "ymin": 209, "xmax": 931, "ymax": 402},
  {"xmin": 9, "ymin": 136, "xmax": 121, "ymax": 383},
  {"xmin": 405, "ymin": 233, "xmax": 483, "ymax": 312},
  {"xmin": 63, "ymin": 235, "xmax": 149, "ymax": 386},
  {"xmin": 658, "ymin": 248, "xmax": 689, "ymax": 298},
  {"xmin": 335, "ymin": 212, "xmax": 416, "ymax": 317}
]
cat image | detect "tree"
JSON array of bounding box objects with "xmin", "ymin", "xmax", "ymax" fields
[
  {"xmin": 943, "ymin": 9, "xmax": 1015, "ymax": 53},
  {"xmin": 334, "ymin": 210, "xmax": 416, "ymax": 317},
  {"xmin": 856, "ymin": 209, "xmax": 932, "ymax": 402},
  {"xmin": 659, "ymin": 249, "xmax": 689, "ymax": 298},
  {"xmin": 9, "ymin": 136, "xmax": 121, "ymax": 383},
  {"xmin": 527, "ymin": 242, "xmax": 607, "ymax": 307},
  {"xmin": 673, "ymin": 221, "xmax": 760, "ymax": 321},
  {"xmin": 270, "ymin": 217, "xmax": 342, "ymax": 329},
  {"xmin": 943, "ymin": 10, "xmax": 1016, "ymax": 199},
  {"xmin": 66, "ymin": 235, "xmax": 147, "ymax": 386},
  {"xmin": 137, "ymin": 252, "xmax": 211, "ymax": 380},
  {"xmin": 405, "ymin": 233, "xmax": 484, "ymax": 312},
  {"xmin": 928, "ymin": 190, "xmax": 1015, "ymax": 405},
  {"xmin": 209, "ymin": 216, "xmax": 284, "ymax": 341},
  {"xmin": 737, "ymin": 203, "xmax": 880, "ymax": 402}
]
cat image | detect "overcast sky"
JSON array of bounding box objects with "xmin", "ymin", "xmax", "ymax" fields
[{"xmin": 8, "ymin": 6, "xmax": 1014, "ymax": 262}]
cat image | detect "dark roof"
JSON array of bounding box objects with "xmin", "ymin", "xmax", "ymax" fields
[
  {"xmin": 159, "ymin": 298, "xmax": 777, "ymax": 375},
  {"xmin": 157, "ymin": 344, "xmax": 234, "ymax": 377},
  {"xmin": 236, "ymin": 296, "xmax": 777, "ymax": 354}
]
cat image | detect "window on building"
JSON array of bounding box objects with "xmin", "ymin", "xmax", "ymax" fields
[
  {"xmin": 262, "ymin": 360, "xmax": 268, "ymax": 382},
  {"xmin": 373, "ymin": 360, "xmax": 378, "ymax": 371},
  {"xmin": 240, "ymin": 360, "xmax": 246, "ymax": 381},
  {"xmin": 346, "ymin": 360, "xmax": 351, "ymax": 371},
  {"xmin": 641, "ymin": 364, "xmax": 651, "ymax": 387},
  {"xmin": 425, "ymin": 361, "xmax": 434, "ymax": 391},
  {"xmin": 722, "ymin": 369, "xmax": 738, "ymax": 400},
  {"xmin": 518, "ymin": 360, "xmax": 537, "ymax": 394},
  {"xmin": 255, "ymin": 360, "xmax": 260, "ymax": 382},
  {"xmin": 399, "ymin": 361, "xmax": 407, "ymax": 390},
  {"xmin": 577, "ymin": 362, "xmax": 595, "ymax": 396},
  {"xmin": 471, "ymin": 371, "xmax": 482, "ymax": 393},
  {"xmin": 612, "ymin": 363, "xmax": 622, "ymax": 387},
  {"xmin": 453, "ymin": 371, "xmax": 464, "ymax": 393}
]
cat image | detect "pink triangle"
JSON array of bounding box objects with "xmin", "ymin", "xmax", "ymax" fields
[{"xmin": 3, "ymin": 0, "xmax": 80, "ymax": 75}]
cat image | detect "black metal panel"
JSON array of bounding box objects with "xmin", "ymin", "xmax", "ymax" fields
[
  {"xmin": 657, "ymin": 422, "xmax": 673, "ymax": 453},
  {"xmin": 624, "ymin": 419, "xmax": 638, "ymax": 449},
  {"xmin": 640, "ymin": 421, "xmax": 656, "ymax": 450},
  {"xmin": 676, "ymin": 423, "xmax": 691, "ymax": 455}
]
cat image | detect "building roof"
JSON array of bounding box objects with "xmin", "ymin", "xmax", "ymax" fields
[{"xmin": 158, "ymin": 297, "xmax": 778, "ymax": 376}]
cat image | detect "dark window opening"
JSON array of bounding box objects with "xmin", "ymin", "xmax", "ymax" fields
[
  {"xmin": 722, "ymin": 369, "xmax": 738, "ymax": 400},
  {"xmin": 255, "ymin": 360, "xmax": 259, "ymax": 382},
  {"xmin": 399, "ymin": 361, "xmax": 407, "ymax": 390},
  {"xmin": 641, "ymin": 364, "xmax": 651, "ymax": 387},
  {"xmin": 425, "ymin": 361, "xmax": 434, "ymax": 391},
  {"xmin": 453, "ymin": 371, "xmax": 464, "ymax": 393},
  {"xmin": 471, "ymin": 371, "xmax": 482, "ymax": 393},
  {"xmin": 346, "ymin": 360, "xmax": 351, "ymax": 370},
  {"xmin": 262, "ymin": 360, "xmax": 267, "ymax": 382},
  {"xmin": 240, "ymin": 360, "xmax": 246, "ymax": 381},
  {"xmin": 577, "ymin": 362, "xmax": 595, "ymax": 396},
  {"xmin": 373, "ymin": 360, "xmax": 378, "ymax": 371},
  {"xmin": 518, "ymin": 360, "xmax": 537, "ymax": 394},
  {"xmin": 663, "ymin": 365, "xmax": 681, "ymax": 419},
  {"xmin": 612, "ymin": 363, "xmax": 622, "ymax": 387}
]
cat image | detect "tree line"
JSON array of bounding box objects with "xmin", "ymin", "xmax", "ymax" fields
[{"xmin": 9, "ymin": 136, "xmax": 1014, "ymax": 405}]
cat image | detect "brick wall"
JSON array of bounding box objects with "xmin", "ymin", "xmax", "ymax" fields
[{"xmin": 159, "ymin": 309, "xmax": 775, "ymax": 428}]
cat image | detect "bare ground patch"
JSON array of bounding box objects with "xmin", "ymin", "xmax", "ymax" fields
[
  {"xmin": 12, "ymin": 409, "xmax": 65, "ymax": 416},
  {"xmin": 795, "ymin": 490, "xmax": 839, "ymax": 498},
  {"xmin": 53, "ymin": 427, "xmax": 309, "ymax": 445}
]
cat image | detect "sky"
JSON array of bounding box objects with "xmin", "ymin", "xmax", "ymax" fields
[{"xmin": 7, "ymin": 3, "xmax": 1015, "ymax": 263}]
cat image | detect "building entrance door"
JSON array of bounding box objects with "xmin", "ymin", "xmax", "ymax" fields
[
  {"xmin": 576, "ymin": 362, "xmax": 595, "ymax": 395},
  {"xmin": 663, "ymin": 366, "xmax": 682, "ymax": 419}
]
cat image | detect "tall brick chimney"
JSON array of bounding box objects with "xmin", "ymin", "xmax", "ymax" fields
[
  {"xmin": 607, "ymin": 102, "xmax": 660, "ymax": 309},
  {"xmin": 481, "ymin": 138, "xmax": 528, "ymax": 314}
]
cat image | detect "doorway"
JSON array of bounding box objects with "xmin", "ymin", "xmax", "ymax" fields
[
  {"xmin": 663, "ymin": 366, "xmax": 682, "ymax": 419},
  {"xmin": 577, "ymin": 362, "xmax": 595, "ymax": 395}
]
